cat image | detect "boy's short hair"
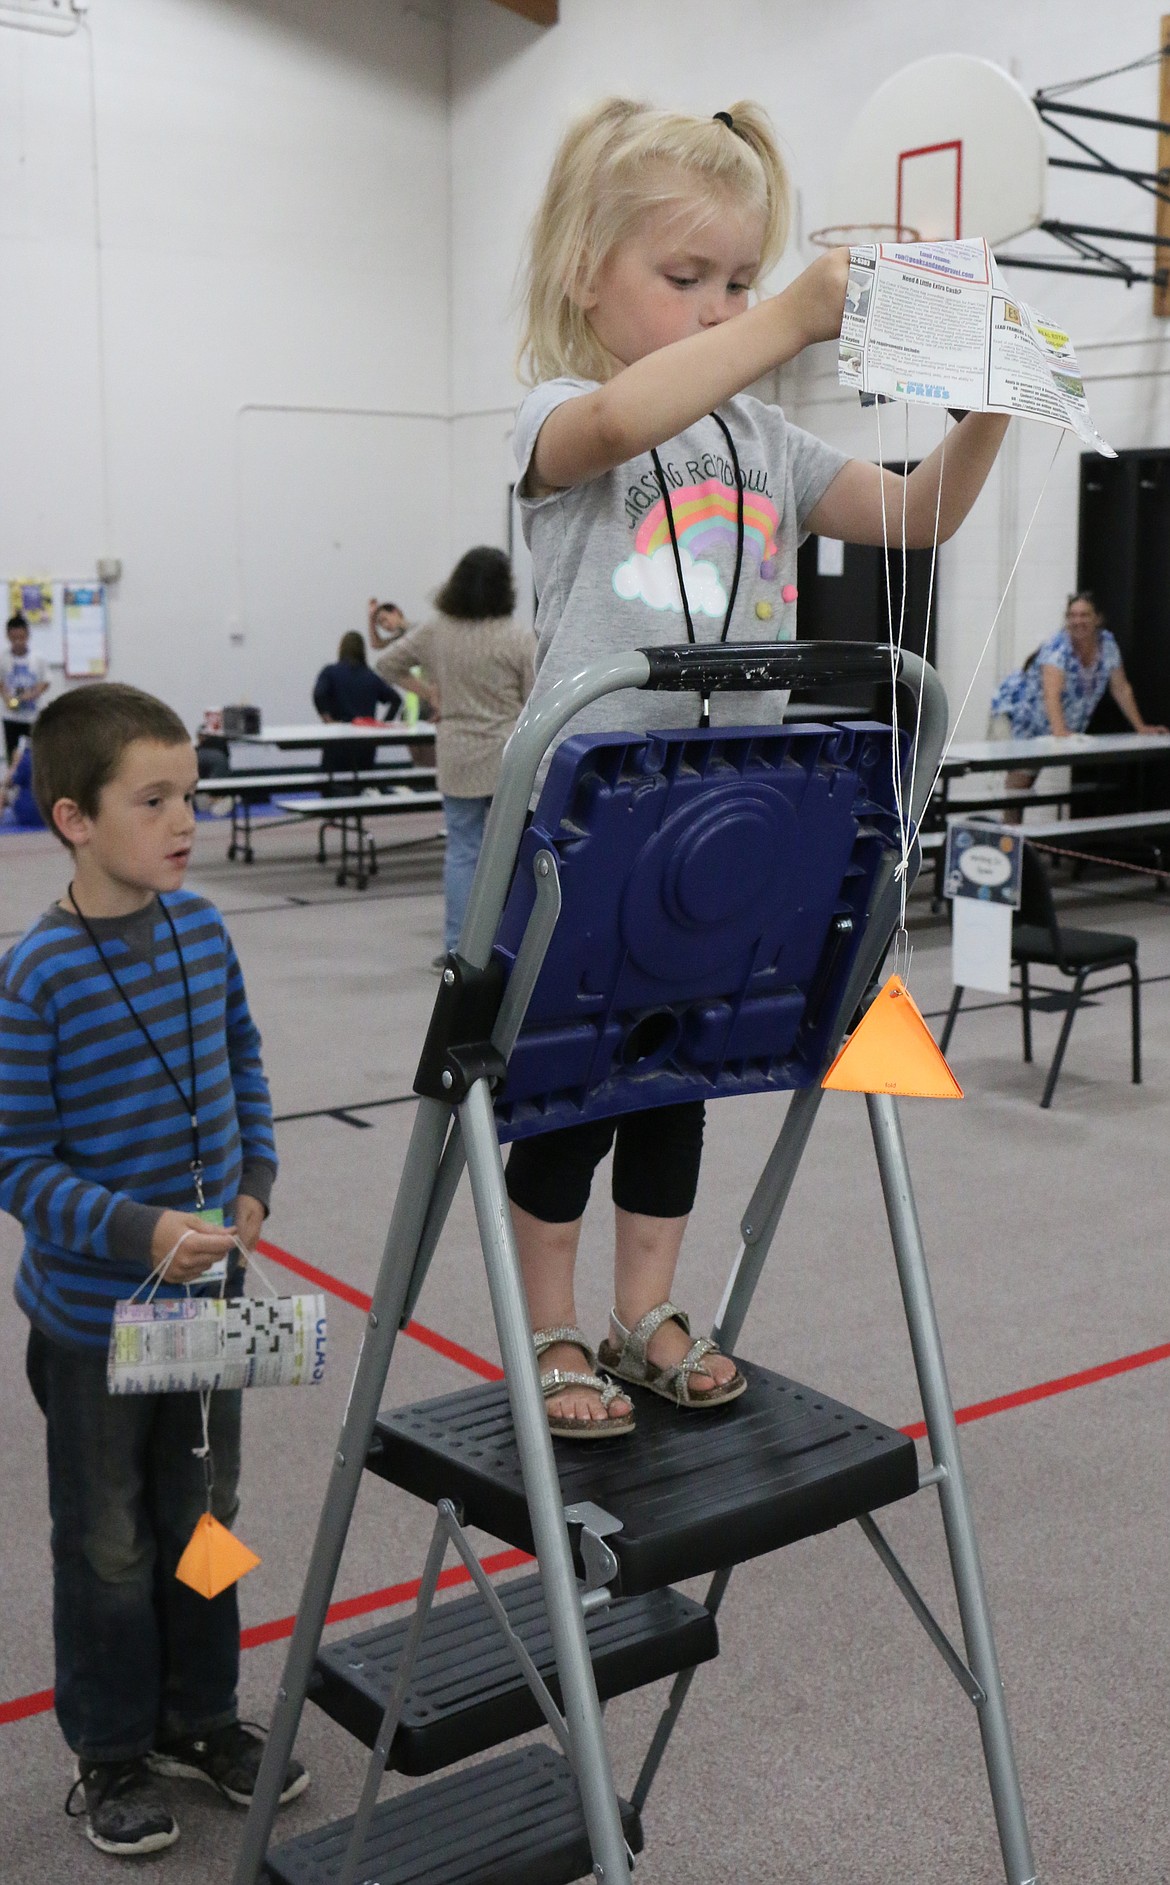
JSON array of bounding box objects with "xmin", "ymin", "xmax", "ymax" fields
[
  {"xmin": 6, "ymin": 612, "xmax": 28, "ymax": 634},
  {"xmin": 33, "ymin": 682, "xmax": 190, "ymax": 840}
]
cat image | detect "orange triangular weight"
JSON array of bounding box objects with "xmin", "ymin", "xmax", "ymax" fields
[
  {"xmin": 821, "ymin": 974, "xmax": 963, "ymax": 1099},
  {"xmin": 175, "ymin": 1513, "xmax": 261, "ymax": 1600}
]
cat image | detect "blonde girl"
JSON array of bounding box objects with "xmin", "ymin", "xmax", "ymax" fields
[{"xmin": 507, "ymin": 97, "xmax": 1008, "ymax": 1439}]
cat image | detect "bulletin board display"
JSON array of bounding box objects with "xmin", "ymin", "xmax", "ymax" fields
[
  {"xmin": 7, "ymin": 578, "xmax": 63, "ymax": 667},
  {"xmin": 63, "ymin": 584, "xmax": 109, "ymax": 678},
  {"xmin": 6, "ymin": 578, "xmax": 108, "ymax": 673}
]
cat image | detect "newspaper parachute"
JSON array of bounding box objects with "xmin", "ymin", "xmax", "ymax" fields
[{"xmin": 839, "ymin": 236, "xmax": 1113, "ymax": 457}]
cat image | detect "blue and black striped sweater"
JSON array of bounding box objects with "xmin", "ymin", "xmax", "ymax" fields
[{"xmin": 0, "ymin": 890, "xmax": 277, "ymax": 1350}]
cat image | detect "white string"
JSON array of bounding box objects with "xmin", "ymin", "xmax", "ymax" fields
[
  {"xmin": 875, "ymin": 402, "xmax": 901, "ymax": 841},
  {"xmin": 125, "ymin": 1228, "xmax": 195, "ymax": 1305},
  {"xmin": 875, "ymin": 401, "xmax": 930, "ymax": 960},
  {"xmin": 923, "ymin": 429, "xmax": 1065, "ymax": 812},
  {"xmin": 124, "ymin": 1226, "xmax": 254, "ymax": 1306},
  {"xmin": 239, "ymin": 1245, "xmax": 279, "ymax": 1299},
  {"xmin": 194, "ymin": 1387, "xmax": 212, "ymax": 1462},
  {"xmin": 192, "ymin": 1385, "xmax": 215, "ymax": 1513},
  {"xmin": 901, "ymin": 411, "xmax": 950, "ymax": 893}
]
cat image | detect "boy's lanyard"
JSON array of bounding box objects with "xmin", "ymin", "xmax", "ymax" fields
[
  {"xmin": 67, "ymin": 889, "xmax": 205, "ymax": 1208},
  {"xmin": 650, "ymin": 411, "xmax": 746, "ymax": 726}
]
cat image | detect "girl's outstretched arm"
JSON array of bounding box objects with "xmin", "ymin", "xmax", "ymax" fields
[
  {"xmin": 804, "ymin": 412, "xmax": 1010, "ymax": 548},
  {"xmin": 531, "ymin": 250, "xmax": 851, "ymax": 493}
]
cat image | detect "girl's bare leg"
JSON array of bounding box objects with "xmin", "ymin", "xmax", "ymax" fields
[
  {"xmin": 512, "ymin": 1202, "xmax": 633, "ymax": 1426},
  {"xmin": 610, "ymin": 1206, "xmax": 737, "ymax": 1390}
]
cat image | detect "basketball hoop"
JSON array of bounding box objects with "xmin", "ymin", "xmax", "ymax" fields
[{"xmin": 808, "ymin": 222, "xmax": 921, "ymax": 251}]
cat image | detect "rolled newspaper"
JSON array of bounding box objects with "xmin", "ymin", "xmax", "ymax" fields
[{"xmin": 108, "ymin": 1293, "xmax": 327, "ymax": 1394}]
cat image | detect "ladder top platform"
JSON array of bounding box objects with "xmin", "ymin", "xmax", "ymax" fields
[{"xmin": 371, "ymin": 1360, "xmax": 918, "ymax": 1598}]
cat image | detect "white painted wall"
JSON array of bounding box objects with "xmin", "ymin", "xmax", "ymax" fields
[
  {"xmin": 5, "ymin": 0, "xmax": 1170, "ymax": 736},
  {"xmin": 449, "ymin": 0, "xmax": 1170, "ymax": 734},
  {"xmin": 0, "ymin": 0, "xmax": 451, "ymax": 726}
]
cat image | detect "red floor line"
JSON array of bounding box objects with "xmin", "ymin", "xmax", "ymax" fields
[
  {"xmin": 7, "ymin": 1336, "xmax": 1170, "ymax": 1731},
  {"xmin": 255, "ymin": 1238, "xmax": 504, "ymax": 1383},
  {"xmin": 0, "ymin": 1688, "xmax": 54, "ymax": 1727},
  {"xmin": 0, "ymin": 1548, "xmax": 532, "ymax": 1728},
  {"xmin": 239, "ymin": 1546, "xmax": 532, "ymax": 1650},
  {"xmin": 899, "ymin": 1337, "xmax": 1170, "ymax": 1441}
]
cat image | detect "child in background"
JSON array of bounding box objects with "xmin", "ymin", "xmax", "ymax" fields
[
  {"xmin": 2, "ymin": 612, "xmax": 50, "ymax": 760},
  {"xmin": 0, "ymin": 684, "xmax": 308, "ymax": 1856},
  {"xmin": 0, "ymin": 735, "xmax": 44, "ymax": 827},
  {"xmin": 366, "ymin": 598, "xmax": 422, "ymax": 720},
  {"xmin": 508, "ymin": 97, "xmax": 1010, "ymax": 1437}
]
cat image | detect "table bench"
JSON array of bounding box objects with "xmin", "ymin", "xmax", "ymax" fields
[
  {"xmin": 923, "ymin": 808, "xmax": 1170, "ymax": 909},
  {"xmin": 271, "ymin": 786, "xmax": 445, "ymax": 887},
  {"xmin": 991, "ymin": 806, "xmax": 1170, "ymax": 875},
  {"xmin": 198, "ymin": 767, "xmax": 436, "ymax": 862}
]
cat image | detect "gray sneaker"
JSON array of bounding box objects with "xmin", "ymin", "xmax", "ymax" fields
[
  {"xmin": 149, "ymin": 1720, "xmax": 308, "ymax": 1808},
  {"xmin": 67, "ymin": 1757, "xmax": 179, "ymax": 1855}
]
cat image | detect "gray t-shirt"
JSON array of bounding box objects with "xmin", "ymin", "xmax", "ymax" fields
[{"xmin": 514, "ymin": 377, "xmax": 849, "ymax": 764}]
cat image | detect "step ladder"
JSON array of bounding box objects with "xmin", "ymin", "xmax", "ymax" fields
[{"xmin": 233, "ymin": 642, "xmax": 1039, "ymax": 1885}]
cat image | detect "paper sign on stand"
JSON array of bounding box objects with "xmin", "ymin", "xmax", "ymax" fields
[
  {"xmin": 952, "ymin": 899, "xmax": 1013, "ymax": 994},
  {"xmin": 944, "ymin": 820, "xmax": 1023, "ymax": 995}
]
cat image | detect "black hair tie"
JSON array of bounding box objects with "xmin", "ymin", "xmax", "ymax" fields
[{"xmin": 713, "ymin": 110, "xmax": 735, "ymax": 130}]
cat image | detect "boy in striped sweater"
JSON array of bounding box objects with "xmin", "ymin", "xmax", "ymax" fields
[{"xmin": 0, "ymin": 684, "xmax": 308, "ymax": 1856}]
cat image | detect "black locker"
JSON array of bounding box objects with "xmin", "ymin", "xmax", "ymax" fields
[
  {"xmin": 794, "ymin": 470, "xmax": 937, "ymax": 714},
  {"xmin": 1077, "ymin": 449, "xmax": 1170, "ymax": 814}
]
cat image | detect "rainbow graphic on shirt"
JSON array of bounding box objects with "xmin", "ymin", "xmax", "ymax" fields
[
  {"xmin": 636, "ymin": 478, "xmax": 781, "ymax": 574},
  {"xmin": 612, "ymin": 477, "xmax": 783, "ymax": 616}
]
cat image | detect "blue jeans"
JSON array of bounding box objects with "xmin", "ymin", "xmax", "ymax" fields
[
  {"xmin": 27, "ymin": 1328, "xmax": 242, "ymax": 1763},
  {"xmin": 443, "ymin": 794, "xmax": 491, "ymax": 954}
]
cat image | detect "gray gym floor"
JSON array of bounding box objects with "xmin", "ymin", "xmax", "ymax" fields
[{"xmin": 2, "ymin": 810, "xmax": 1168, "ymax": 1883}]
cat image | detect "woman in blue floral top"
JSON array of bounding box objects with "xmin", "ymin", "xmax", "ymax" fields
[{"xmin": 990, "ymin": 591, "xmax": 1167, "ymax": 796}]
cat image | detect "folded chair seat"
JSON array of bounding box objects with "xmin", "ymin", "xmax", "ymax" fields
[{"xmin": 1011, "ymin": 919, "xmax": 1136, "ymax": 968}]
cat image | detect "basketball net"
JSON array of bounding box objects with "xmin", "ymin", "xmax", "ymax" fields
[{"xmin": 807, "ymin": 222, "xmax": 921, "ymax": 250}]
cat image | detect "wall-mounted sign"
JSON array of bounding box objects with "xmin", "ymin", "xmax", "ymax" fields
[{"xmin": 63, "ymin": 583, "xmax": 109, "ymax": 678}]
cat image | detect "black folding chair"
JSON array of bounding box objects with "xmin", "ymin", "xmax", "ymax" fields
[{"xmin": 941, "ymin": 839, "xmax": 1141, "ymax": 1109}]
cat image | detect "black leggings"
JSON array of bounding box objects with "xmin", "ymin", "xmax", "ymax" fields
[{"xmin": 505, "ymin": 1101, "xmax": 705, "ymax": 1224}]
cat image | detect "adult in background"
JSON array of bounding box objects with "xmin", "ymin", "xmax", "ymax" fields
[
  {"xmin": 990, "ymin": 591, "xmax": 1167, "ymax": 800},
  {"xmin": 2, "ymin": 613, "xmax": 50, "ymax": 761},
  {"xmin": 374, "ymin": 547, "xmax": 534, "ymax": 966},
  {"xmin": 313, "ymin": 630, "xmax": 403, "ymax": 784}
]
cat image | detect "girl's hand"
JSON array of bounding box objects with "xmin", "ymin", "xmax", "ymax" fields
[
  {"xmin": 785, "ymin": 247, "xmax": 851, "ymax": 348},
  {"xmin": 150, "ymin": 1210, "xmax": 236, "ymax": 1282}
]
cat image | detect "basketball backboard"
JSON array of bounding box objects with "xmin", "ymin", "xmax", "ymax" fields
[{"xmin": 815, "ymin": 55, "xmax": 1047, "ymax": 249}]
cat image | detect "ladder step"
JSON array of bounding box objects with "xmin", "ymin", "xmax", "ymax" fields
[
  {"xmin": 311, "ymin": 1573, "xmax": 717, "ymax": 1774},
  {"xmin": 264, "ymin": 1745, "xmax": 643, "ymax": 1885},
  {"xmin": 368, "ymin": 1359, "xmax": 918, "ymax": 1597}
]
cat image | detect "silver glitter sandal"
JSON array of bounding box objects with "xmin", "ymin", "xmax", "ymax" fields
[
  {"xmin": 534, "ymin": 1325, "xmax": 635, "ymax": 1440},
  {"xmin": 597, "ymin": 1302, "xmax": 746, "ymax": 1409}
]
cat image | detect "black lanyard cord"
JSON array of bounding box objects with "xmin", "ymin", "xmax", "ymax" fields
[
  {"xmin": 650, "ymin": 445, "xmax": 698, "ymax": 647},
  {"xmin": 67, "ymin": 889, "xmax": 204, "ymax": 1204},
  {"xmin": 650, "ymin": 414, "xmax": 746, "ymax": 725},
  {"xmin": 711, "ymin": 412, "xmax": 746, "ymax": 634}
]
